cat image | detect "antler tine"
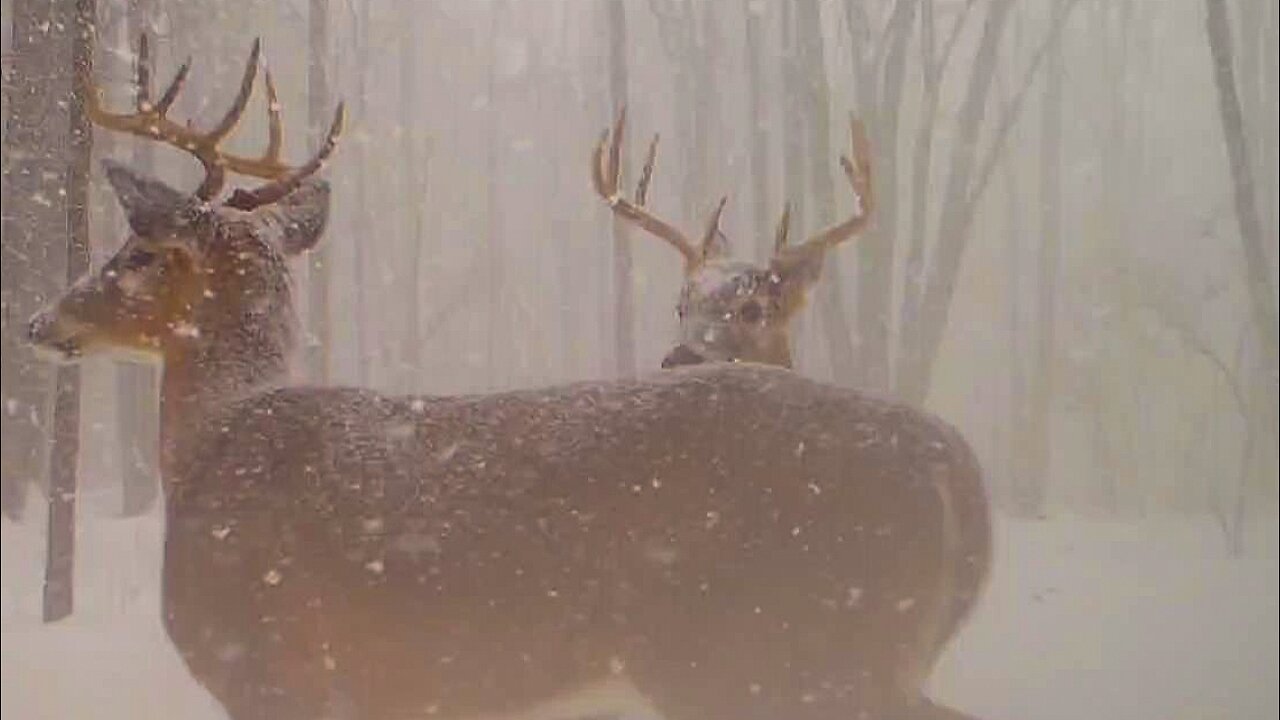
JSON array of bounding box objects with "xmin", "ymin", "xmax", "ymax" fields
[
  {"xmin": 207, "ymin": 38, "xmax": 261, "ymax": 143},
  {"xmin": 700, "ymin": 196, "xmax": 728, "ymax": 260},
  {"xmin": 591, "ymin": 128, "xmax": 614, "ymax": 199},
  {"xmin": 607, "ymin": 105, "xmax": 626, "ymax": 196},
  {"xmin": 153, "ymin": 60, "xmax": 191, "ymax": 116},
  {"xmin": 262, "ymin": 68, "xmax": 283, "ymax": 165},
  {"xmin": 224, "ymin": 102, "xmax": 346, "ymax": 211},
  {"xmin": 789, "ymin": 114, "xmax": 874, "ymax": 254},
  {"xmin": 634, "ymin": 133, "xmax": 658, "ymax": 205},
  {"xmin": 774, "ymin": 201, "xmax": 792, "ymax": 254},
  {"xmin": 87, "ymin": 35, "xmax": 348, "ymax": 204},
  {"xmin": 135, "ymin": 33, "xmax": 152, "ymax": 110},
  {"xmin": 589, "ymin": 108, "xmax": 700, "ymax": 268}
]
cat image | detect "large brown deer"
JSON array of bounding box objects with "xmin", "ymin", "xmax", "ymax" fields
[
  {"xmin": 27, "ymin": 38, "xmax": 990, "ymax": 720},
  {"xmin": 591, "ymin": 108, "xmax": 874, "ymax": 370}
]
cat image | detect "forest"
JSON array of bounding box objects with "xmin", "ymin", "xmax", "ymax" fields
[{"xmin": 1, "ymin": 1, "xmax": 1277, "ymax": 719}]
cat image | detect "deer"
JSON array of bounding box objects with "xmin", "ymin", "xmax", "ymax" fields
[
  {"xmin": 26, "ymin": 36, "xmax": 991, "ymax": 720},
  {"xmin": 591, "ymin": 107, "xmax": 874, "ymax": 371}
]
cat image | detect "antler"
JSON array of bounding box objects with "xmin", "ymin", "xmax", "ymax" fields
[
  {"xmin": 592, "ymin": 106, "xmax": 702, "ymax": 268},
  {"xmin": 776, "ymin": 115, "xmax": 873, "ymax": 256},
  {"xmin": 84, "ymin": 34, "xmax": 345, "ymax": 207}
]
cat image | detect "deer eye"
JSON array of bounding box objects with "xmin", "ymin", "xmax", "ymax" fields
[
  {"xmin": 123, "ymin": 249, "xmax": 158, "ymax": 270},
  {"xmin": 738, "ymin": 301, "xmax": 763, "ymax": 323}
]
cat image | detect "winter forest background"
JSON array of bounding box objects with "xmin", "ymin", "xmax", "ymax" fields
[{"xmin": 1, "ymin": 0, "xmax": 1277, "ymax": 718}]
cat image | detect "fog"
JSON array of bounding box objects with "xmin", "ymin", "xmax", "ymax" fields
[{"xmin": 2, "ymin": 1, "xmax": 1277, "ymax": 719}]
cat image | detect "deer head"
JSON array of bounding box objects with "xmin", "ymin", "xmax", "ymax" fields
[
  {"xmin": 27, "ymin": 36, "xmax": 344, "ymax": 372},
  {"xmin": 591, "ymin": 107, "xmax": 873, "ymax": 369}
]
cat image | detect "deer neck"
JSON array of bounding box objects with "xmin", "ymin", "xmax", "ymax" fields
[{"xmin": 158, "ymin": 315, "xmax": 293, "ymax": 486}]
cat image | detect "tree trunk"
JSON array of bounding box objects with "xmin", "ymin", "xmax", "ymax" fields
[
  {"xmin": 1001, "ymin": 141, "xmax": 1026, "ymax": 514},
  {"xmin": 777, "ymin": 1, "xmax": 807, "ymax": 364},
  {"xmin": 44, "ymin": 0, "xmax": 94, "ymax": 622},
  {"xmin": 1, "ymin": 0, "xmax": 66, "ymax": 520},
  {"xmin": 648, "ymin": 0, "xmax": 718, "ymax": 233},
  {"xmin": 399, "ymin": 6, "xmax": 428, "ymax": 389},
  {"xmin": 897, "ymin": 0, "xmax": 1014, "ymax": 404},
  {"xmin": 858, "ymin": 0, "xmax": 917, "ymax": 393},
  {"xmin": 306, "ymin": 0, "xmax": 332, "ymax": 381},
  {"xmin": 795, "ymin": 0, "xmax": 857, "ymax": 384},
  {"xmin": 350, "ymin": 0, "xmax": 371, "ymax": 385},
  {"xmin": 117, "ymin": 0, "xmax": 160, "ymax": 517},
  {"xmin": 1021, "ymin": 21, "xmax": 1064, "ymax": 517},
  {"xmin": 1203, "ymin": 0, "xmax": 1279, "ymax": 445},
  {"xmin": 606, "ymin": 0, "xmax": 636, "ymax": 378},
  {"xmin": 484, "ymin": 1, "xmax": 506, "ymax": 388},
  {"xmin": 742, "ymin": 0, "xmax": 771, "ymax": 261}
]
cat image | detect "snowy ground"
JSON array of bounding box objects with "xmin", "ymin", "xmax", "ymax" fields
[{"xmin": 3, "ymin": 509, "xmax": 1277, "ymax": 720}]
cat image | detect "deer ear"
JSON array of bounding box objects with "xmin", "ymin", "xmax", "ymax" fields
[
  {"xmin": 256, "ymin": 179, "xmax": 331, "ymax": 255},
  {"xmin": 102, "ymin": 159, "xmax": 190, "ymax": 235},
  {"xmin": 768, "ymin": 244, "xmax": 827, "ymax": 312}
]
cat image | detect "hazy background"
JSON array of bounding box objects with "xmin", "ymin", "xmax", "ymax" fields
[{"xmin": 2, "ymin": 1, "xmax": 1277, "ymax": 718}]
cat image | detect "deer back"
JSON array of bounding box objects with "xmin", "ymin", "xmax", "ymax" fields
[{"xmin": 161, "ymin": 363, "xmax": 990, "ymax": 720}]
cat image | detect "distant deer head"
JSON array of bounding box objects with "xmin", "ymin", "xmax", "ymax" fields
[
  {"xmin": 28, "ymin": 36, "xmax": 344, "ymax": 382},
  {"xmin": 591, "ymin": 107, "xmax": 873, "ymax": 369}
]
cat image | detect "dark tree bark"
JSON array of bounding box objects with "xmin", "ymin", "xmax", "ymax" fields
[
  {"xmin": 1, "ymin": 0, "xmax": 66, "ymax": 519},
  {"xmin": 44, "ymin": 0, "xmax": 95, "ymax": 622}
]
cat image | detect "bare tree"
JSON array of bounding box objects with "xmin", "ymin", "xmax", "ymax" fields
[
  {"xmin": 794, "ymin": 0, "xmax": 857, "ymax": 383},
  {"xmin": 44, "ymin": 0, "xmax": 95, "ymax": 622},
  {"xmin": 897, "ymin": 0, "xmax": 1014, "ymax": 403},
  {"xmin": 117, "ymin": 5, "xmax": 160, "ymax": 516},
  {"xmin": 1017, "ymin": 5, "xmax": 1065, "ymax": 516},
  {"xmin": 1, "ymin": 0, "xmax": 65, "ymax": 519},
  {"xmin": 306, "ymin": 0, "xmax": 332, "ymax": 380},
  {"xmin": 776, "ymin": 0, "xmax": 807, "ymax": 364},
  {"xmin": 1203, "ymin": 0, "xmax": 1279, "ymax": 445},
  {"xmin": 399, "ymin": 4, "xmax": 430, "ymax": 388},
  {"xmin": 649, "ymin": 0, "xmax": 721, "ymax": 231},
  {"xmin": 348, "ymin": 0, "xmax": 372, "ymax": 385},
  {"xmin": 484, "ymin": 0, "xmax": 507, "ymax": 388},
  {"xmin": 605, "ymin": 0, "xmax": 636, "ymax": 377},
  {"xmin": 851, "ymin": 0, "xmax": 919, "ymax": 393},
  {"xmin": 742, "ymin": 0, "xmax": 772, "ymax": 261}
]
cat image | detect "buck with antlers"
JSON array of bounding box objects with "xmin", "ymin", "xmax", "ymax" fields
[
  {"xmin": 591, "ymin": 107, "xmax": 874, "ymax": 370},
  {"xmin": 27, "ymin": 37, "xmax": 990, "ymax": 720}
]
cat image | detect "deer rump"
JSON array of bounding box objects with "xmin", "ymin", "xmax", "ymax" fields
[{"xmin": 163, "ymin": 363, "xmax": 988, "ymax": 720}]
